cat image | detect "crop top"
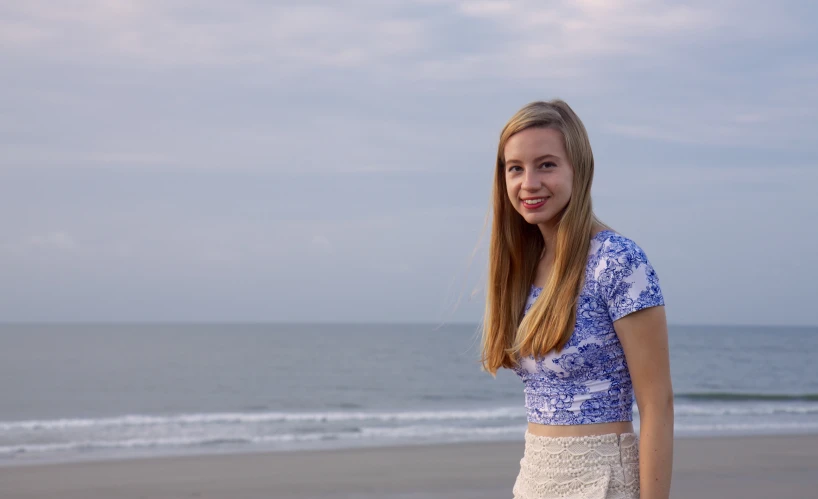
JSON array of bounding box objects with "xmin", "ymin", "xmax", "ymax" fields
[{"xmin": 512, "ymin": 230, "xmax": 665, "ymax": 425}]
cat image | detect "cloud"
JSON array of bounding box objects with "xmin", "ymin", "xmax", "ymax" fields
[
  {"xmin": 447, "ymin": 0, "xmax": 722, "ymax": 79},
  {"xmin": 30, "ymin": 231, "xmax": 78, "ymax": 250},
  {"xmin": 84, "ymin": 152, "xmax": 173, "ymax": 165},
  {"xmin": 0, "ymin": 1, "xmax": 431, "ymax": 71},
  {"xmin": 0, "ymin": 0, "xmax": 725, "ymax": 80},
  {"xmin": 1, "ymin": 0, "xmax": 816, "ymax": 173},
  {"xmin": 2, "ymin": 0, "xmax": 809, "ymax": 82},
  {"xmin": 0, "ymin": 231, "xmax": 79, "ymax": 255},
  {"xmin": 310, "ymin": 235, "xmax": 334, "ymax": 255},
  {"xmin": 603, "ymin": 99, "xmax": 818, "ymax": 148}
]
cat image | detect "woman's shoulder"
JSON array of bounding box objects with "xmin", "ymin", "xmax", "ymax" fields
[
  {"xmin": 590, "ymin": 230, "xmax": 665, "ymax": 321},
  {"xmin": 592, "ymin": 230, "xmax": 654, "ymax": 265}
]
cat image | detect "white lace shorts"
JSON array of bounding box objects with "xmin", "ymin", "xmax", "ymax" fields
[{"xmin": 512, "ymin": 431, "xmax": 640, "ymax": 499}]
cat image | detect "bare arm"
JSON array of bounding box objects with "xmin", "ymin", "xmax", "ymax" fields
[{"xmin": 614, "ymin": 305, "xmax": 674, "ymax": 499}]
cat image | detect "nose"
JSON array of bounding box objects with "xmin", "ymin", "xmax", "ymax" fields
[{"xmin": 521, "ymin": 168, "xmax": 540, "ymax": 192}]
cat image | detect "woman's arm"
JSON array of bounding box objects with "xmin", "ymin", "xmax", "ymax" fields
[{"xmin": 615, "ymin": 305, "xmax": 674, "ymax": 499}]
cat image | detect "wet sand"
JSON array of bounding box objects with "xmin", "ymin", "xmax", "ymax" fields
[{"xmin": 3, "ymin": 434, "xmax": 818, "ymax": 498}]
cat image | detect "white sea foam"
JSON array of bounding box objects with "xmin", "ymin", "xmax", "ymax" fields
[
  {"xmin": 5, "ymin": 418, "xmax": 818, "ymax": 460},
  {"xmin": 0, "ymin": 407, "xmax": 526, "ymax": 431},
  {"xmin": 0, "ymin": 425, "xmax": 526, "ymax": 457},
  {"xmin": 3, "ymin": 402, "xmax": 818, "ymax": 461},
  {"xmin": 658, "ymin": 403, "xmax": 818, "ymax": 417},
  {"xmin": 4, "ymin": 401, "xmax": 818, "ymax": 433}
]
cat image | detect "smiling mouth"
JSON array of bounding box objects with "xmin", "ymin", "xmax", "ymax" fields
[{"xmin": 521, "ymin": 198, "xmax": 547, "ymax": 209}]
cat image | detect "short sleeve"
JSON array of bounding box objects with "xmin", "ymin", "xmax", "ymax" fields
[{"xmin": 598, "ymin": 238, "xmax": 665, "ymax": 322}]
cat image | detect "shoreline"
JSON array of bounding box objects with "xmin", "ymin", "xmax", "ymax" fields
[
  {"xmin": 3, "ymin": 427, "xmax": 818, "ymax": 470},
  {"xmin": 3, "ymin": 428, "xmax": 818, "ymax": 469},
  {"xmin": 3, "ymin": 434, "xmax": 818, "ymax": 499}
]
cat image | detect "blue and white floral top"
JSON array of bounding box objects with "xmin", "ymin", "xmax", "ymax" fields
[{"xmin": 512, "ymin": 230, "xmax": 665, "ymax": 425}]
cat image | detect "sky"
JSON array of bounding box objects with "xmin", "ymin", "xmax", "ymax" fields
[{"xmin": 1, "ymin": 0, "xmax": 816, "ymax": 325}]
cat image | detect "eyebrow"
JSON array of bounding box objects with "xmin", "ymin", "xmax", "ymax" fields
[{"xmin": 505, "ymin": 154, "xmax": 559, "ymax": 165}]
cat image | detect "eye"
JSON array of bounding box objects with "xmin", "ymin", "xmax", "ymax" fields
[
  {"xmin": 540, "ymin": 161, "xmax": 557, "ymax": 169},
  {"xmin": 507, "ymin": 165, "xmax": 522, "ymax": 172}
]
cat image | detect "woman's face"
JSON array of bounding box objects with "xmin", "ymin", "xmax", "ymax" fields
[{"xmin": 503, "ymin": 127, "xmax": 574, "ymax": 227}]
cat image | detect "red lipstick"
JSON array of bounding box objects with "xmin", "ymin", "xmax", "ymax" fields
[{"xmin": 521, "ymin": 198, "xmax": 547, "ymax": 210}]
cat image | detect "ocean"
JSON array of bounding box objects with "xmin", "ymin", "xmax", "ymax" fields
[{"xmin": 1, "ymin": 323, "xmax": 817, "ymax": 466}]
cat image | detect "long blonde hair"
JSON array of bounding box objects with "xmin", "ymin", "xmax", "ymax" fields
[{"xmin": 481, "ymin": 99, "xmax": 608, "ymax": 375}]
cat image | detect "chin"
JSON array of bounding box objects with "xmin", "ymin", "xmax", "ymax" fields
[{"xmin": 523, "ymin": 213, "xmax": 553, "ymax": 225}]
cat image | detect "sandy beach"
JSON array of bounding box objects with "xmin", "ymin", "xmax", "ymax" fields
[{"xmin": 2, "ymin": 434, "xmax": 818, "ymax": 499}]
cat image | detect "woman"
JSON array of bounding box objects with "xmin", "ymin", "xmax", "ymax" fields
[{"xmin": 481, "ymin": 100, "xmax": 674, "ymax": 499}]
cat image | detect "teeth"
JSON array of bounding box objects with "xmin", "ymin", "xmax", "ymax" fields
[{"xmin": 523, "ymin": 198, "xmax": 545, "ymax": 204}]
